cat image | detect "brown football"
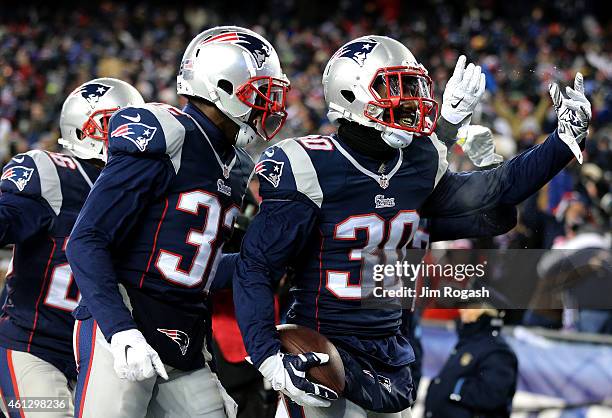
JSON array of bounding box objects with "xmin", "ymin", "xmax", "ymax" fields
[{"xmin": 277, "ymin": 324, "xmax": 346, "ymax": 395}]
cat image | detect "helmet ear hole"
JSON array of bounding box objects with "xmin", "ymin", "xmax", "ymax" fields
[
  {"xmin": 340, "ymin": 90, "xmax": 356, "ymax": 103},
  {"xmin": 217, "ymin": 80, "xmax": 234, "ymax": 95},
  {"xmin": 76, "ymin": 129, "xmax": 85, "ymax": 140}
]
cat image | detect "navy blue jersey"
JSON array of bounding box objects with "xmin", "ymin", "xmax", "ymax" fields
[
  {"xmin": 235, "ymin": 129, "xmax": 575, "ymax": 371},
  {"xmin": 0, "ymin": 150, "xmax": 100, "ymax": 380},
  {"xmin": 67, "ymin": 103, "xmax": 253, "ymax": 370}
]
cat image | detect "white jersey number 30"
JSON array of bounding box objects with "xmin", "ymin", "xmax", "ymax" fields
[{"xmin": 327, "ymin": 210, "xmax": 420, "ymax": 299}]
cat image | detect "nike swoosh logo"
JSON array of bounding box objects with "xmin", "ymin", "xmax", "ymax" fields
[
  {"xmin": 122, "ymin": 113, "xmax": 141, "ymax": 123},
  {"xmin": 451, "ymin": 97, "xmax": 464, "ymax": 108},
  {"xmin": 265, "ymin": 149, "xmax": 275, "ymax": 157},
  {"xmin": 11, "ymin": 156, "xmax": 25, "ymax": 163}
]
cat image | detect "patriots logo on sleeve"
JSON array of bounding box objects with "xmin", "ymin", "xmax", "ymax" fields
[
  {"xmin": 201, "ymin": 32, "xmax": 270, "ymax": 69},
  {"xmin": 335, "ymin": 39, "xmax": 378, "ymax": 66},
  {"xmin": 255, "ymin": 159, "xmax": 284, "ymax": 188},
  {"xmin": 1, "ymin": 166, "xmax": 34, "ymax": 191},
  {"xmin": 77, "ymin": 83, "xmax": 112, "ymax": 107},
  {"xmin": 157, "ymin": 328, "xmax": 190, "ymax": 356},
  {"xmin": 110, "ymin": 120, "xmax": 158, "ymax": 152}
]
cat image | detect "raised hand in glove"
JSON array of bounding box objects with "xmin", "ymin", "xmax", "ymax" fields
[
  {"xmin": 549, "ymin": 72, "xmax": 591, "ymax": 164},
  {"xmin": 258, "ymin": 351, "xmax": 338, "ymax": 407},
  {"xmin": 441, "ymin": 55, "xmax": 486, "ymax": 125},
  {"xmin": 457, "ymin": 124, "xmax": 504, "ymax": 167}
]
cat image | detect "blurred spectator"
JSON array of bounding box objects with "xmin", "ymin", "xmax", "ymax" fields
[
  {"xmin": 424, "ymin": 308, "xmax": 518, "ymax": 418},
  {"xmin": 532, "ymin": 191, "xmax": 612, "ymax": 334}
]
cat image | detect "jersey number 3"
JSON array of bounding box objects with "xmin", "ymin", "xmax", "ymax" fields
[{"xmin": 155, "ymin": 190, "xmax": 238, "ymax": 288}]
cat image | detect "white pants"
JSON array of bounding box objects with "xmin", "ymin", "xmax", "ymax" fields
[
  {"xmin": 0, "ymin": 348, "xmax": 74, "ymax": 418},
  {"xmin": 276, "ymin": 394, "xmax": 412, "ymax": 418},
  {"xmin": 74, "ymin": 319, "xmax": 234, "ymax": 418}
]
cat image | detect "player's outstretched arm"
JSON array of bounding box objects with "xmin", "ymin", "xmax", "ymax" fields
[
  {"xmin": 422, "ymin": 73, "xmax": 591, "ymax": 218},
  {"xmin": 428, "ymin": 126, "xmax": 514, "ymax": 240},
  {"xmin": 429, "ymin": 205, "xmax": 517, "ymax": 242},
  {"xmin": 0, "ymin": 152, "xmax": 58, "ymax": 245}
]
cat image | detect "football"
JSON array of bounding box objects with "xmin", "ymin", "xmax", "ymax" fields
[{"xmin": 277, "ymin": 324, "xmax": 346, "ymax": 395}]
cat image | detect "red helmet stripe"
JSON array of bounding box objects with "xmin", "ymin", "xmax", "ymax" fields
[{"xmin": 200, "ymin": 32, "xmax": 239, "ymax": 45}]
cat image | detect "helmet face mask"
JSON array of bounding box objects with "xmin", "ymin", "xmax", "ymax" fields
[
  {"xmin": 79, "ymin": 107, "xmax": 119, "ymax": 142},
  {"xmin": 236, "ymin": 75, "xmax": 290, "ymax": 140},
  {"xmin": 366, "ymin": 66, "xmax": 438, "ymax": 135}
]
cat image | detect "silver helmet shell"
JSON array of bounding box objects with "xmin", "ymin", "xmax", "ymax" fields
[
  {"xmin": 323, "ymin": 35, "xmax": 438, "ymax": 144},
  {"xmin": 59, "ymin": 78, "xmax": 144, "ymax": 162},
  {"xmin": 177, "ymin": 26, "xmax": 289, "ymax": 146}
]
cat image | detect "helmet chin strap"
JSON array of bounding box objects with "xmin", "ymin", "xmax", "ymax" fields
[
  {"xmin": 234, "ymin": 122, "xmax": 260, "ymax": 147},
  {"xmin": 201, "ymin": 78, "xmax": 263, "ymax": 148},
  {"xmin": 380, "ymin": 127, "xmax": 414, "ymax": 149}
]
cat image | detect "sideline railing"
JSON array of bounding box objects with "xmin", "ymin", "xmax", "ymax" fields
[{"xmin": 421, "ymin": 318, "xmax": 612, "ymax": 345}]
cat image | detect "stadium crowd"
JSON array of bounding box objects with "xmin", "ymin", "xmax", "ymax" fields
[{"xmin": 0, "ymin": 0, "xmax": 610, "ymax": 330}]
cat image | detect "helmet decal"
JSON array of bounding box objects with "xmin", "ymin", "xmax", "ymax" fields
[
  {"xmin": 201, "ymin": 31, "xmax": 271, "ymax": 69},
  {"xmin": 334, "ymin": 39, "xmax": 379, "ymax": 66},
  {"xmin": 76, "ymin": 83, "xmax": 113, "ymax": 108}
]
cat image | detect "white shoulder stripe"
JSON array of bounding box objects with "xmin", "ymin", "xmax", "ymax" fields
[
  {"xmin": 142, "ymin": 104, "xmax": 185, "ymax": 174},
  {"xmin": 277, "ymin": 139, "xmax": 323, "ymax": 208},
  {"xmin": 25, "ymin": 151, "xmax": 63, "ymax": 216},
  {"xmin": 429, "ymin": 133, "xmax": 449, "ymax": 188}
]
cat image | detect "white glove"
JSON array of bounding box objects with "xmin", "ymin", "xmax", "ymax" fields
[
  {"xmin": 457, "ymin": 124, "xmax": 503, "ymax": 167},
  {"xmin": 258, "ymin": 351, "xmax": 338, "ymax": 407},
  {"xmin": 549, "ymin": 72, "xmax": 591, "ymax": 164},
  {"xmin": 110, "ymin": 329, "xmax": 168, "ymax": 382},
  {"xmin": 441, "ymin": 55, "xmax": 486, "ymax": 124}
]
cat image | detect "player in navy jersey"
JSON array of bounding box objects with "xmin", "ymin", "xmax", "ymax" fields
[
  {"xmin": 234, "ymin": 35, "xmax": 591, "ymax": 417},
  {"xmin": 0, "ymin": 78, "xmax": 143, "ymax": 418},
  {"xmin": 66, "ymin": 27, "xmax": 290, "ymax": 418}
]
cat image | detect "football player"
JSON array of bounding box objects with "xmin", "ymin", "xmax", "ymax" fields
[
  {"xmin": 234, "ymin": 35, "xmax": 591, "ymax": 417},
  {"xmin": 66, "ymin": 27, "xmax": 289, "ymax": 418},
  {"xmin": 0, "ymin": 78, "xmax": 143, "ymax": 418}
]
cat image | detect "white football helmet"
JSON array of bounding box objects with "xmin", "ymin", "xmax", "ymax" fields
[
  {"xmin": 59, "ymin": 78, "xmax": 144, "ymax": 162},
  {"xmin": 323, "ymin": 36, "xmax": 439, "ymax": 148},
  {"xmin": 177, "ymin": 26, "xmax": 290, "ymax": 147}
]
